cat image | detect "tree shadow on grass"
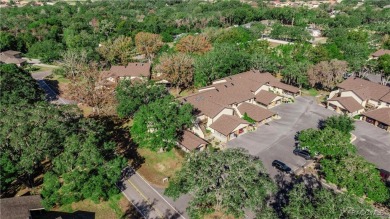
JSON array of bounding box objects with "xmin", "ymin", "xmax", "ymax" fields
[
  {"xmin": 32, "ymin": 210, "xmax": 95, "ymax": 219},
  {"xmin": 121, "ymin": 199, "xmax": 185, "ymax": 219}
]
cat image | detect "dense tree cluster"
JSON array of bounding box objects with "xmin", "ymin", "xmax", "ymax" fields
[
  {"xmin": 0, "ymin": 64, "xmax": 126, "ymax": 208},
  {"xmin": 165, "ymin": 148, "xmax": 276, "ymax": 219},
  {"xmin": 298, "ymin": 115, "xmax": 389, "ymax": 203},
  {"xmin": 1, "ymin": 0, "xmax": 389, "ymax": 88},
  {"xmin": 131, "ymin": 96, "xmax": 194, "ymax": 151},
  {"xmin": 115, "ymin": 80, "xmax": 169, "ymax": 119},
  {"xmin": 283, "ymin": 182, "xmax": 380, "ymax": 219}
]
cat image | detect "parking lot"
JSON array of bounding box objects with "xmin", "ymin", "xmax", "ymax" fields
[
  {"xmin": 353, "ymin": 120, "xmax": 390, "ymax": 171},
  {"xmin": 227, "ymin": 96, "xmax": 390, "ymax": 178}
]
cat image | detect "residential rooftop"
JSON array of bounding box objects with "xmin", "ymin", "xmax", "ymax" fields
[
  {"xmin": 237, "ymin": 102, "xmax": 276, "ymax": 122},
  {"xmin": 101, "ymin": 62, "xmax": 151, "ymax": 79},
  {"xmin": 328, "ymin": 96, "xmax": 364, "ymax": 113},
  {"xmin": 209, "ymin": 115, "xmax": 249, "ymax": 136},
  {"xmin": 337, "ymin": 77, "xmax": 390, "ymax": 103},
  {"xmin": 179, "ymin": 130, "xmax": 208, "ymax": 151},
  {"xmin": 0, "ymin": 195, "xmax": 44, "ymax": 219},
  {"xmin": 363, "ymin": 108, "xmax": 390, "ymax": 126}
]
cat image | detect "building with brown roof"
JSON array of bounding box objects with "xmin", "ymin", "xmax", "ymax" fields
[
  {"xmin": 255, "ymin": 90, "xmax": 283, "ymax": 108},
  {"xmin": 181, "ymin": 70, "xmax": 299, "ymax": 143},
  {"xmin": 101, "ymin": 62, "xmax": 151, "ymax": 84},
  {"xmin": 237, "ymin": 102, "xmax": 277, "ymax": 126},
  {"xmin": 327, "ymin": 77, "xmax": 390, "ymax": 115},
  {"xmin": 362, "ymin": 108, "xmax": 390, "ymax": 132},
  {"xmin": 371, "ymin": 49, "xmax": 390, "ymax": 59},
  {"xmin": 0, "ymin": 50, "xmax": 26, "ymax": 66},
  {"xmin": 178, "ymin": 130, "xmax": 208, "ymax": 152},
  {"xmin": 0, "ymin": 195, "xmax": 44, "ymax": 219},
  {"xmin": 327, "ymin": 96, "xmax": 364, "ymax": 116},
  {"xmin": 209, "ymin": 115, "xmax": 251, "ymax": 142}
]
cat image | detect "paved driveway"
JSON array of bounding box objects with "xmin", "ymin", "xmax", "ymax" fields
[
  {"xmin": 227, "ymin": 96, "xmax": 336, "ymax": 177},
  {"xmin": 31, "ymin": 71, "xmax": 74, "ymax": 104},
  {"xmin": 353, "ymin": 121, "xmax": 390, "ymax": 171}
]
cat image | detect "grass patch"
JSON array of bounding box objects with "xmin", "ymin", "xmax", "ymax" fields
[
  {"xmin": 49, "ymin": 73, "xmax": 71, "ymax": 83},
  {"xmin": 52, "ymin": 194, "xmax": 130, "ymax": 219},
  {"xmin": 138, "ymin": 148, "xmax": 184, "ymax": 188},
  {"xmin": 303, "ymin": 88, "xmax": 319, "ymax": 97}
]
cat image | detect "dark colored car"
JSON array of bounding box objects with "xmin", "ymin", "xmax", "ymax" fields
[
  {"xmin": 272, "ymin": 160, "xmax": 292, "ymax": 174},
  {"xmin": 293, "ymin": 148, "xmax": 311, "ymax": 160}
]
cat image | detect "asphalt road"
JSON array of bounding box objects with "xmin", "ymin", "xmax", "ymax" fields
[
  {"xmin": 119, "ymin": 169, "xmax": 189, "ymax": 219},
  {"xmin": 31, "ymin": 71, "xmax": 73, "ymax": 104},
  {"xmin": 353, "ymin": 120, "xmax": 390, "ymax": 171}
]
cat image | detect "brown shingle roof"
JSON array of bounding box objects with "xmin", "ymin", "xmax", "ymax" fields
[
  {"xmin": 208, "ymin": 81, "xmax": 255, "ymax": 105},
  {"xmin": 269, "ymin": 81, "xmax": 300, "ymax": 93},
  {"xmin": 183, "ymin": 71, "xmax": 299, "ymax": 119},
  {"xmin": 0, "ymin": 51, "xmax": 25, "ymax": 64},
  {"xmin": 0, "ymin": 195, "xmax": 43, "ymax": 219},
  {"xmin": 363, "ymin": 108, "xmax": 390, "ymax": 126},
  {"xmin": 328, "ymin": 96, "xmax": 364, "ymax": 113},
  {"xmin": 182, "ymin": 90, "xmax": 227, "ymax": 118},
  {"xmin": 380, "ymin": 92, "xmax": 390, "ymax": 104},
  {"xmin": 237, "ymin": 102, "xmax": 276, "ymax": 122},
  {"xmin": 371, "ymin": 49, "xmax": 390, "ymax": 57},
  {"xmin": 101, "ymin": 63, "xmax": 151, "ymax": 79},
  {"xmin": 337, "ymin": 77, "xmax": 390, "ymax": 102},
  {"xmin": 179, "ymin": 131, "xmax": 208, "ymax": 151},
  {"xmin": 255, "ymin": 90, "xmax": 279, "ymax": 105},
  {"xmin": 209, "ymin": 115, "xmax": 249, "ymax": 136},
  {"xmin": 2, "ymin": 50, "xmax": 21, "ymax": 56}
]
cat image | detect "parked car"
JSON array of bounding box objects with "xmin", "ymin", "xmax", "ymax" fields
[
  {"xmin": 272, "ymin": 160, "xmax": 292, "ymax": 174},
  {"xmin": 293, "ymin": 148, "xmax": 311, "ymax": 160}
]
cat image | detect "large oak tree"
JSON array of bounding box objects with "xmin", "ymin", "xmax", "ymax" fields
[
  {"xmin": 135, "ymin": 32, "xmax": 163, "ymax": 61},
  {"xmin": 131, "ymin": 96, "xmax": 194, "ymax": 151},
  {"xmin": 155, "ymin": 52, "xmax": 194, "ymax": 94},
  {"xmin": 165, "ymin": 148, "xmax": 276, "ymax": 219},
  {"xmin": 175, "ymin": 34, "xmax": 211, "ymax": 54},
  {"xmin": 115, "ymin": 80, "xmax": 168, "ymax": 118}
]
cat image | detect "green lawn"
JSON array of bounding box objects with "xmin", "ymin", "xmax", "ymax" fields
[
  {"xmin": 48, "ymin": 73, "xmax": 71, "ymax": 83},
  {"xmin": 49, "ymin": 194, "xmax": 132, "ymax": 219},
  {"xmin": 303, "ymin": 88, "xmax": 319, "ymax": 97},
  {"xmin": 137, "ymin": 148, "xmax": 184, "ymax": 188}
]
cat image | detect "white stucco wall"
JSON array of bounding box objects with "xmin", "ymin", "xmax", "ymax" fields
[
  {"xmin": 232, "ymin": 123, "xmax": 249, "ymax": 133},
  {"xmin": 328, "ymin": 89, "xmax": 340, "ymax": 99},
  {"xmin": 192, "ymin": 125, "xmax": 205, "ymax": 139},
  {"xmin": 367, "ymin": 99, "xmax": 379, "ymax": 107},
  {"xmin": 254, "ymin": 85, "xmax": 270, "ymax": 95},
  {"xmin": 212, "ymin": 130, "xmax": 228, "ymax": 142}
]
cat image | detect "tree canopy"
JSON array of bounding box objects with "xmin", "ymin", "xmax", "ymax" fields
[
  {"xmin": 0, "ymin": 64, "xmax": 45, "ymax": 106},
  {"xmin": 155, "ymin": 52, "xmax": 195, "ymax": 94},
  {"xmin": 283, "ymin": 182, "xmax": 380, "ymax": 219},
  {"xmin": 131, "ymin": 96, "xmax": 194, "ymax": 151},
  {"xmin": 298, "ymin": 116, "xmax": 389, "ymax": 203},
  {"xmin": 115, "ymin": 80, "xmax": 169, "ymax": 119},
  {"xmin": 42, "ymin": 119, "xmax": 126, "ymax": 208},
  {"xmin": 165, "ymin": 148, "xmax": 276, "ymax": 219}
]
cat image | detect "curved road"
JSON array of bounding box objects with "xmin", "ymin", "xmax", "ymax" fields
[
  {"xmin": 31, "ymin": 71, "xmax": 73, "ymax": 104},
  {"xmin": 119, "ymin": 168, "xmax": 189, "ymax": 219}
]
